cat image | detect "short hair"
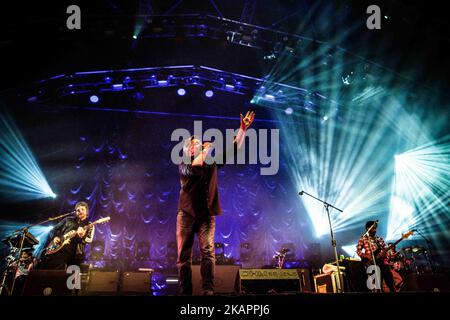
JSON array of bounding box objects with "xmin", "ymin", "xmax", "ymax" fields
[
  {"xmin": 75, "ymin": 201, "xmax": 89, "ymax": 213},
  {"xmin": 365, "ymin": 220, "xmax": 377, "ymax": 230}
]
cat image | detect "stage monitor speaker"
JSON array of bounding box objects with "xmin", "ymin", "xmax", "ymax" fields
[
  {"xmin": 121, "ymin": 271, "xmax": 152, "ymax": 295},
  {"xmin": 237, "ymin": 269, "xmax": 301, "ymax": 294},
  {"xmin": 340, "ymin": 259, "xmax": 368, "ymax": 292},
  {"xmin": 192, "ymin": 265, "xmax": 240, "ymax": 296},
  {"xmin": 84, "ymin": 270, "xmax": 119, "ymax": 294},
  {"xmin": 400, "ymin": 273, "xmax": 450, "ymax": 292},
  {"xmin": 23, "ymin": 270, "xmax": 72, "ymax": 296}
]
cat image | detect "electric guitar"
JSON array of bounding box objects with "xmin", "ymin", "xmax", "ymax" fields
[
  {"xmin": 361, "ymin": 230, "xmax": 414, "ymax": 265},
  {"xmin": 44, "ymin": 217, "xmax": 110, "ymax": 255}
]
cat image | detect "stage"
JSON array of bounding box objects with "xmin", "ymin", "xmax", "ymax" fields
[{"xmin": 0, "ymin": 2, "xmax": 449, "ymax": 316}]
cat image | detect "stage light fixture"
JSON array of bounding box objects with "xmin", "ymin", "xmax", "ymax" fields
[
  {"xmin": 205, "ymin": 90, "xmax": 214, "ymax": 98},
  {"xmin": 285, "ymin": 107, "xmax": 293, "ymax": 115},
  {"xmin": 89, "ymin": 95, "xmax": 99, "ymax": 103},
  {"xmin": 136, "ymin": 241, "xmax": 151, "ymax": 261},
  {"xmin": 177, "ymin": 88, "xmax": 186, "ymax": 96},
  {"xmin": 90, "ymin": 240, "xmax": 105, "ymax": 260}
]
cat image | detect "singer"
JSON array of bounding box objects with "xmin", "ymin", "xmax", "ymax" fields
[
  {"xmin": 37, "ymin": 201, "xmax": 95, "ymax": 270},
  {"xmin": 176, "ymin": 111, "xmax": 255, "ymax": 296}
]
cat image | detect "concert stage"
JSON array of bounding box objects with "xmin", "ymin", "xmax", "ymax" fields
[{"xmin": 0, "ymin": 2, "xmax": 449, "ymax": 317}]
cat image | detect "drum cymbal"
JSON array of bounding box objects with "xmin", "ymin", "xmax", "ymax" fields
[{"xmin": 401, "ymin": 246, "xmax": 425, "ymax": 254}]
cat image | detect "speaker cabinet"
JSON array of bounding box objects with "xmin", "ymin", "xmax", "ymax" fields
[
  {"xmin": 23, "ymin": 270, "xmax": 72, "ymax": 296},
  {"xmin": 121, "ymin": 271, "xmax": 152, "ymax": 294},
  {"xmin": 191, "ymin": 265, "xmax": 240, "ymax": 295},
  {"xmin": 237, "ymin": 269, "xmax": 302, "ymax": 294},
  {"xmin": 340, "ymin": 259, "xmax": 368, "ymax": 292},
  {"xmin": 400, "ymin": 273, "xmax": 450, "ymax": 292},
  {"xmin": 84, "ymin": 270, "xmax": 119, "ymax": 294}
]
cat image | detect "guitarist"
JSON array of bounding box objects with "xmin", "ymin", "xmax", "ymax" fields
[
  {"xmin": 38, "ymin": 201, "xmax": 95, "ymax": 270},
  {"xmin": 356, "ymin": 221, "xmax": 396, "ymax": 292}
]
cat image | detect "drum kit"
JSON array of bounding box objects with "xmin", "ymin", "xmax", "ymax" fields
[{"xmin": 387, "ymin": 245, "xmax": 433, "ymax": 276}]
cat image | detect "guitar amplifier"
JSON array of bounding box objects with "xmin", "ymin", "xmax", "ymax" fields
[{"xmin": 237, "ymin": 269, "xmax": 302, "ymax": 294}]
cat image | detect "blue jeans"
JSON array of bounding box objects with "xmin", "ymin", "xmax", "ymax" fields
[{"xmin": 176, "ymin": 211, "xmax": 215, "ymax": 294}]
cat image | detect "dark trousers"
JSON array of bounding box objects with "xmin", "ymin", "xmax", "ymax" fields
[
  {"xmin": 380, "ymin": 263, "xmax": 396, "ymax": 292},
  {"xmin": 176, "ymin": 211, "xmax": 215, "ymax": 295},
  {"xmin": 367, "ymin": 262, "xmax": 396, "ymax": 292}
]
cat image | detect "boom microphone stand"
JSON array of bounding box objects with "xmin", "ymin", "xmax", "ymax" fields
[
  {"xmin": 359, "ymin": 221, "xmax": 381, "ymax": 291},
  {"xmin": 6, "ymin": 210, "xmax": 75, "ymax": 295},
  {"xmin": 413, "ymin": 228, "xmax": 435, "ymax": 273},
  {"xmin": 299, "ymin": 191, "xmax": 344, "ymax": 293}
]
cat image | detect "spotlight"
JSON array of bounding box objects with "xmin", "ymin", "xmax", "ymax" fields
[
  {"xmin": 132, "ymin": 35, "xmax": 138, "ymax": 39},
  {"xmin": 136, "ymin": 241, "xmax": 151, "ymax": 261},
  {"xmin": 285, "ymin": 107, "xmax": 293, "ymax": 115},
  {"xmin": 177, "ymin": 88, "xmax": 186, "ymax": 96},
  {"xmin": 89, "ymin": 95, "xmax": 99, "ymax": 104},
  {"xmin": 225, "ymin": 84, "xmax": 235, "ymax": 91},
  {"xmin": 205, "ymin": 90, "xmax": 214, "ymax": 98},
  {"xmin": 90, "ymin": 240, "xmax": 105, "ymax": 260},
  {"xmin": 240, "ymin": 242, "xmax": 252, "ymax": 262},
  {"xmin": 215, "ymin": 242, "xmax": 225, "ymax": 263},
  {"xmin": 264, "ymin": 94, "xmax": 275, "ymax": 101}
]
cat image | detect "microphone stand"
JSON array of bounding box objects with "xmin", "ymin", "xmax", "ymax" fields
[
  {"xmin": 413, "ymin": 228, "xmax": 435, "ymax": 273},
  {"xmin": 299, "ymin": 191, "xmax": 344, "ymax": 293},
  {"xmin": 6, "ymin": 211, "xmax": 74, "ymax": 295},
  {"xmin": 360, "ymin": 222, "xmax": 381, "ymax": 292}
]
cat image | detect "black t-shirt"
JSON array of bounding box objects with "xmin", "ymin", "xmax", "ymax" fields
[{"xmin": 178, "ymin": 163, "xmax": 222, "ymax": 218}]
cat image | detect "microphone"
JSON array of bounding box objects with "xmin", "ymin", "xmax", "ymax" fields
[
  {"xmin": 49, "ymin": 211, "xmax": 76, "ymax": 221},
  {"xmin": 299, "ymin": 191, "xmax": 304, "ymax": 196}
]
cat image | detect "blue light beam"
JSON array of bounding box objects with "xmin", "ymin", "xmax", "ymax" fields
[{"xmin": 0, "ymin": 108, "xmax": 56, "ymax": 201}]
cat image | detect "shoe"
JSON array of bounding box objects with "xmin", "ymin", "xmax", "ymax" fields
[{"xmin": 202, "ymin": 290, "xmax": 214, "ymax": 296}]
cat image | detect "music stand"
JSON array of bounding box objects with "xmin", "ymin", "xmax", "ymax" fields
[{"xmin": 299, "ymin": 191, "xmax": 344, "ymax": 293}]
